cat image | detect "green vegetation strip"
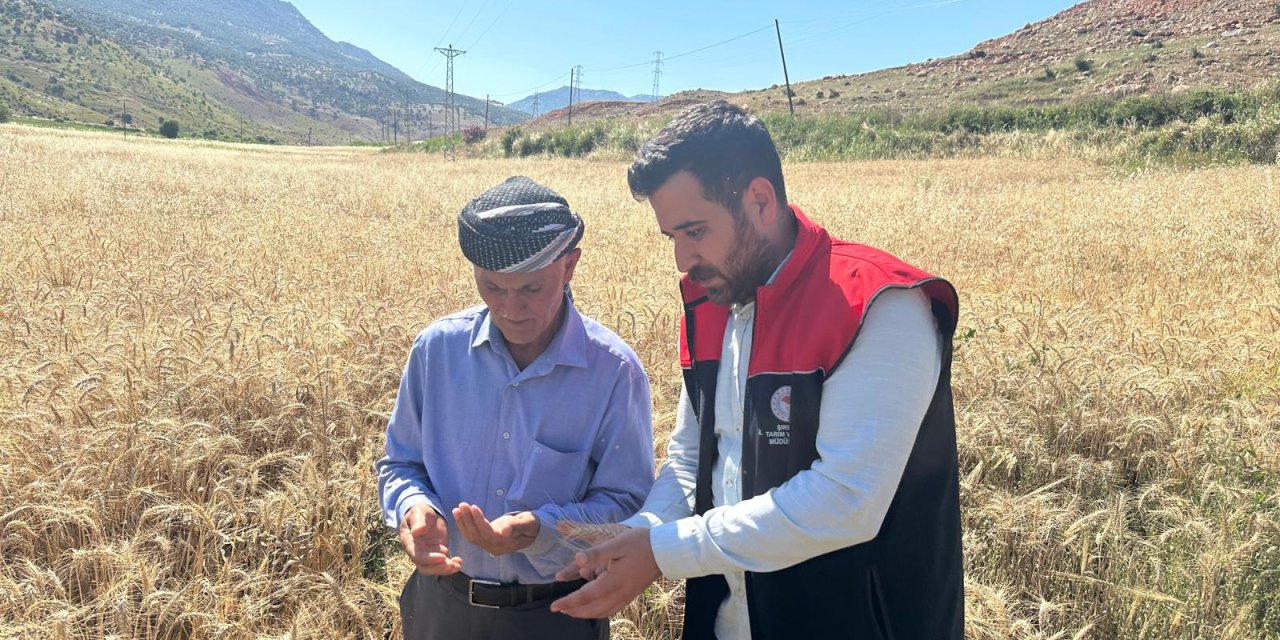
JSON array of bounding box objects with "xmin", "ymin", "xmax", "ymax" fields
[{"xmin": 487, "ymin": 86, "xmax": 1280, "ymax": 167}]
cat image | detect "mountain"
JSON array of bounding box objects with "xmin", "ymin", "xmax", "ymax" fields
[
  {"xmin": 506, "ymin": 86, "xmax": 656, "ymax": 115},
  {"xmin": 0, "ymin": 0, "xmax": 527, "ymax": 143},
  {"xmin": 519, "ymin": 0, "xmax": 1280, "ymax": 127}
]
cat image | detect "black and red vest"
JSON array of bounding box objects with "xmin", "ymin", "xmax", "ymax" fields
[{"xmin": 678, "ymin": 206, "xmax": 964, "ymax": 640}]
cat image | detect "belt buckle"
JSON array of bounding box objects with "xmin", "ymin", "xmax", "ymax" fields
[{"xmin": 468, "ymin": 578, "xmax": 502, "ymax": 608}]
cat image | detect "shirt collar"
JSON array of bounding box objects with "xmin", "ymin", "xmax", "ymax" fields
[
  {"xmin": 471, "ymin": 293, "xmax": 589, "ymax": 371},
  {"xmin": 731, "ymin": 250, "xmax": 794, "ymax": 314},
  {"xmin": 767, "ymin": 250, "xmax": 793, "ymax": 286}
]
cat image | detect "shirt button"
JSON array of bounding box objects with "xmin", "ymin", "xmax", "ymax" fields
[
  {"xmin": 513, "ymin": 382, "xmax": 520, "ymax": 388},
  {"xmin": 496, "ymin": 489, "xmax": 505, "ymax": 496},
  {"xmin": 502, "ymin": 432, "xmax": 510, "ymax": 440}
]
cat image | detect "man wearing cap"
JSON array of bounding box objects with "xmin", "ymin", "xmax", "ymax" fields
[{"xmin": 376, "ymin": 176, "xmax": 654, "ymax": 639}]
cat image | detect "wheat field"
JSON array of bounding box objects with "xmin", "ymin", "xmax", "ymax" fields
[{"xmin": 1, "ymin": 124, "xmax": 1278, "ymax": 639}]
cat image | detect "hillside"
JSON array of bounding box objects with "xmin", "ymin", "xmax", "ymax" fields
[
  {"xmin": 748, "ymin": 0, "xmax": 1280, "ymax": 115},
  {"xmin": 0, "ymin": 0, "xmax": 527, "ymax": 143},
  {"xmin": 520, "ymin": 0, "xmax": 1280, "ymax": 127}
]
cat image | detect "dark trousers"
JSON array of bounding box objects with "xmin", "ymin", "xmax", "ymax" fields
[{"xmin": 400, "ymin": 572, "xmax": 609, "ymax": 640}]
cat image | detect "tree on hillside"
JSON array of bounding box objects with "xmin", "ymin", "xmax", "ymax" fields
[
  {"xmin": 160, "ymin": 119, "xmax": 180, "ymax": 138},
  {"xmin": 0, "ymin": 102, "xmax": 10, "ymax": 123}
]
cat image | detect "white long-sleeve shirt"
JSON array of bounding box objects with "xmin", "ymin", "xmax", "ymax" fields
[{"xmin": 622, "ymin": 287, "xmax": 943, "ymax": 639}]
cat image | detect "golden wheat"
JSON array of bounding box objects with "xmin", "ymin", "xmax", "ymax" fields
[{"xmin": 1, "ymin": 123, "xmax": 1277, "ymax": 639}]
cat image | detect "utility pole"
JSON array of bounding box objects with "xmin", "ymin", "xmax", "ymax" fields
[
  {"xmin": 775, "ymin": 19, "xmax": 795, "ymax": 117},
  {"xmin": 574, "ymin": 65, "xmax": 583, "ymax": 108},
  {"xmin": 531, "ymin": 92, "xmax": 540, "ymax": 117},
  {"xmin": 484, "ymin": 94, "xmax": 490, "ymax": 132},
  {"xmin": 402, "ymin": 93, "xmax": 412, "ymax": 144},
  {"xmin": 651, "ymin": 51, "xmax": 663, "ymax": 100},
  {"xmin": 435, "ymin": 44, "xmax": 466, "ymax": 137}
]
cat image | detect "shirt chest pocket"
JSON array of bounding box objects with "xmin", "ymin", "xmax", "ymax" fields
[{"xmin": 506, "ymin": 439, "xmax": 593, "ymax": 510}]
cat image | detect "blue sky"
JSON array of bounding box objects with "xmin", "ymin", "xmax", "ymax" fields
[{"xmin": 288, "ymin": 0, "xmax": 1081, "ymax": 103}]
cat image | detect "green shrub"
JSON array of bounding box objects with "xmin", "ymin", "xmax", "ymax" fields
[
  {"xmin": 1074, "ymin": 57, "xmax": 1094, "ymax": 72},
  {"xmin": 515, "ymin": 135, "xmax": 543, "ymax": 157},
  {"xmin": 1108, "ymin": 95, "xmax": 1180, "ymax": 127},
  {"xmin": 1178, "ymin": 88, "xmax": 1259, "ymax": 124},
  {"xmin": 159, "ymin": 119, "xmax": 180, "ymax": 138},
  {"xmin": 1130, "ymin": 114, "xmax": 1280, "ymax": 165},
  {"xmin": 500, "ymin": 126, "xmax": 522, "ymax": 157},
  {"xmin": 408, "ymin": 134, "xmax": 461, "ymax": 153},
  {"xmin": 0, "ymin": 101, "xmax": 10, "ymax": 123},
  {"xmin": 501, "ymin": 124, "xmax": 605, "ymax": 158}
]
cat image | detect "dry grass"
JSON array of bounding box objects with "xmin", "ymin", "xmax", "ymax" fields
[{"xmin": 1, "ymin": 123, "xmax": 1278, "ymax": 639}]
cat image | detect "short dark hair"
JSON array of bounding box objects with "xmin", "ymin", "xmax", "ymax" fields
[{"xmin": 627, "ymin": 101, "xmax": 787, "ymax": 216}]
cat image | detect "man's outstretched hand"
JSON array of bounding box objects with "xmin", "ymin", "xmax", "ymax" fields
[
  {"xmin": 399, "ymin": 504, "xmax": 463, "ymax": 576},
  {"xmin": 452, "ymin": 502, "xmax": 541, "ymax": 556},
  {"xmin": 550, "ymin": 526, "xmax": 662, "ymax": 619}
]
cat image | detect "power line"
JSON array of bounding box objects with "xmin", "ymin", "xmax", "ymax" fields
[
  {"xmin": 488, "ymin": 71, "xmax": 570, "ymax": 99},
  {"xmin": 451, "ymin": 0, "xmax": 494, "ymax": 50},
  {"xmin": 461, "ymin": 0, "xmax": 515, "ymax": 50},
  {"xmin": 448, "ymin": 2, "xmax": 969, "ymax": 110},
  {"xmin": 415, "ymin": 1, "xmax": 471, "ymax": 78},
  {"xmin": 585, "ymin": 23, "xmax": 773, "ymax": 74}
]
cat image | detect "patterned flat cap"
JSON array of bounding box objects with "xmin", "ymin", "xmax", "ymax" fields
[{"xmin": 457, "ymin": 176, "xmax": 585, "ymax": 273}]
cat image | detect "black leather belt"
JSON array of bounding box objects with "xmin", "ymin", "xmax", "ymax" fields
[{"xmin": 441, "ymin": 572, "xmax": 587, "ymax": 608}]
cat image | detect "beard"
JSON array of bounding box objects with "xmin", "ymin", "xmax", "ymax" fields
[{"xmin": 690, "ymin": 221, "xmax": 779, "ymax": 306}]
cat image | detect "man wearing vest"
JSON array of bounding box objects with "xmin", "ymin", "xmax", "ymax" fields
[{"xmin": 552, "ymin": 101, "xmax": 964, "ymax": 639}]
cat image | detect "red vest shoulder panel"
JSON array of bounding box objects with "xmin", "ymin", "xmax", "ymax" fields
[{"xmin": 679, "ymin": 206, "xmax": 959, "ymax": 377}]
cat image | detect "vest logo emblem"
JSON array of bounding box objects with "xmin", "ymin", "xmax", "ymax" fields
[{"xmin": 770, "ymin": 385, "xmax": 792, "ymax": 422}]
